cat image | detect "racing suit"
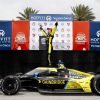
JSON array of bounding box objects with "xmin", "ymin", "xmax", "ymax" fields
[
  {"xmin": 58, "ymin": 68, "xmax": 69, "ymax": 78},
  {"xmin": 40, "ymin": 22, "xmax": 58, "ymax": 66}
]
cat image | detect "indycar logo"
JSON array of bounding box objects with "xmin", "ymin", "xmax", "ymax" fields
[
  {"xmin": 32, "ymin": 34, "xmax": 36, "ymax": 37},
  {"xmin": 44, "ymin": 22, "xmax": 47, "ymax": 26},
  {"xmin": 61, "ymin": 40, "xmax": 65, "ymax": 43},
  {"xmin": 67, "ymin": 23, "xmax": 70, "ymax": 26},
  {"xmin": 32, "ymin": 45, "xmax": 35, "ymax": 49},
  {"xmin": 55, "ymin": 45, "xmax": 59, "ymax": 49},
  {"xmin": 61, "ymin": 28, "xmax": 64, "ymax": 32},
  {"xmin": 67, "ymin": 34, "xmax": 70, "ymax": 38},
  {"xmin": 0, "ymin": 30, "xmax": 5, "ymax": 37},
  {"xmin": 61, "ymin": 45, "xmax": 65, "ymax": 49},
  {"xmin": 67, "ymin": 29, "xmax": 70, "ymax": 32},
  {"xmin": 96, "ymin": 30, "xmax": 100, "ymax": 37},
  {"xmin": 67, "ymin": 45, "xmax": 70, "ymax": 50},
  {"xmin": 32, "ymin": 22, "xmax": 35, "ymax": 26},
  {"xmin": 55, "ymin": 34, "xmax": 59, "ymax": 37},
  {"xmin": 32, "ymin": 28, "xmax": 35, "ymax": 32}
]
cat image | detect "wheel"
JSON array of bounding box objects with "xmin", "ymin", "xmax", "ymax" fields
[
  {"xmin": 1, "ymin": 76, "xmax": 21, "ymax": 95},
  {"xmin": 0, "ymin": 79, "xmax": 3, "ymax": 89},
  {"xmin": 91, "ymin": 75, "xmax": 100, "ymax": 95}
]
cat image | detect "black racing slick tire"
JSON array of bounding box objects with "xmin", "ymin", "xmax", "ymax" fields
[
  {"xmin": 91, "ymin": 75, "xmax": 100, "ymax": 95},
  {"xmin": 1, "ymin": 76, "xmax": 21, "ymax": 95},
  {"xmin": 0, "ymin": 79, "xmax": 3, "ymax": 89}
]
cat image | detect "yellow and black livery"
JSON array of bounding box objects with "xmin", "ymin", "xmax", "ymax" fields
[
  {"xmin": 1, "ymin": 67, "xmax": 100, "ymax": 96},
  {"xmin": 40, "ymin": 22, "xmax": 58, "ymax": 66}
]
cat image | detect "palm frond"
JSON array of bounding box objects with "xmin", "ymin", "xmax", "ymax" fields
[
  {"xmin": 71, "ymin": 4, "xmax": 96, "ymax": 21},
  {"xmin": 16, "ymin": 7, "xmax": 39, "ymax": 20}
]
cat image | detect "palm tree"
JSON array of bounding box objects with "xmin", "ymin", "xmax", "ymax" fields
[
  {"xmin": 16, "ymin": 7, "xmax": 39, "ymax": 20},
  {"xmin": 71, "ymin": 4, "xmax": 95, "ymax": 21}
]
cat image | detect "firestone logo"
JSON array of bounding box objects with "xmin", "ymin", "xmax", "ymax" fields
[{"xmin": 0, "ymin": 30, "xmax": 5, "ymax": 37}]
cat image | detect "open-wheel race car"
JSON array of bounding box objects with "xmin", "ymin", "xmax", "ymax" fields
[{"xmin": 0, "ymin": 67, "xmax": 100, "ymax": 95}]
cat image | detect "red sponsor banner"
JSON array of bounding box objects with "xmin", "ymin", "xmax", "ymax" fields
[
  {"xmin": 12, "ymin": 21, "xmax": 29, "ymax": 50},
  {"xmin": 73, "ymin": 21, "xmax": 90, "ymax": 51}
]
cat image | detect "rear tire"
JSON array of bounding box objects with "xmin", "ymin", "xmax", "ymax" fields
[
  {"xmin": 1, "ymin": 76, "xmax": 21, "ymax": 95},
  {"xmin": 91, "ymin": 75, "xmax": 100, "ymax": 95}
]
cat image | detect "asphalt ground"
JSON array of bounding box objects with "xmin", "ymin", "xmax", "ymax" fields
[{"xmin": 0, "ymin": 90, "xmax": 100, "ymax": 100}]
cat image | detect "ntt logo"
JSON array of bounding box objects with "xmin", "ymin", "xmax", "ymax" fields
[
  {"xmin": 96, "ymin": 30, "xmax": 100, "ymax": 37},
  {"xmin": 0, "ymin": 30, "xmax": 5, "ymax": 37}
]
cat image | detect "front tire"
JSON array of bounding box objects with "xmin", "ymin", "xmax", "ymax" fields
[
  {"xmin": 91, "ymin": 75, "xmax": 100, "ymax": 95},
  {"xmin": 1, "ymin": 76, "xmax": 21, "ymax": 95}
]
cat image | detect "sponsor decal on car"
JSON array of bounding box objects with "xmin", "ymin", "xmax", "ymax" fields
[{"xmin": 39, "ymin": 80, "xmax": 65, "ymax": 84}]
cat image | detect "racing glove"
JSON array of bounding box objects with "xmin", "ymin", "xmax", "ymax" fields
[
  {"xmin": 40, "ymin": 25, "xmax": 43, "ymax": 30},
  {"xmin": 55, "ymin": 22, "xmax": 58, "ymax": 26}
]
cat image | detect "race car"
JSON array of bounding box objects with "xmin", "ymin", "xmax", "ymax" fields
[{"xmin": 0, "ymin": 67, "xmax": 100, "ymax": 95}]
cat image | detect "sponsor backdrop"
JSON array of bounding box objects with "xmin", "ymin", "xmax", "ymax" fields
[
  {"xmin": 12, "ymin": 21, "xmax": 29, "ymax": 50},
  {"xmin": 0, "ymin": 21, "xmax": 12, "ymax": 50},
  {"xmin": 29, "ymin": 14, "xmax": 73, "ymax": 50},
  {"xmin": 73, "ymin": 21, "xmax": 90, "ymax": 51},
  {"xmin": 1, "ymin": 19, "xmax": 100, "ymax": 51},
  {"xmin": 90, "ymin": 22, "xmax": 100, "ymax": 51}
]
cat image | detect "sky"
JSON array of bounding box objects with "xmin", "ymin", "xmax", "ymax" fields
[{"xmin": 0, "ymin": 0, "xmax": 100, "ymax": 21}]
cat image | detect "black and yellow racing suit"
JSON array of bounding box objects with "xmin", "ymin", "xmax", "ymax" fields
[
  {"xmin": 40, "ymin": 22, "xmax": 58, "ymax": 66},
  {"xmin": 58, "ymin": 68, "xmax": 69, "ymax": 77}
]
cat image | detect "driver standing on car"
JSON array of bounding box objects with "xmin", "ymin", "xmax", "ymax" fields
[
  {"xmin": 57, "ymin": 60, "xmax": 69, "ymax": 78},
  {"xmin": 40, "ymin": 21, "xmax": 58, "ymax": 66}
]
